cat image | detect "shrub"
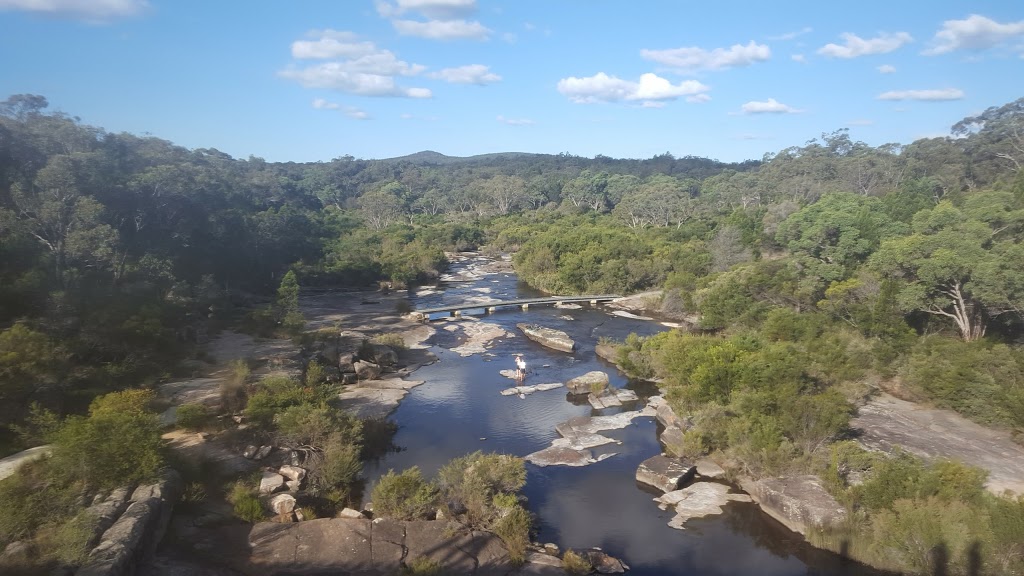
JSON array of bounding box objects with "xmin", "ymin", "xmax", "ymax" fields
[
  {"xmin": 493, "ymin": 504, "xmax": 530, "ymax": 566},
  {"xmin": 395, "ymin": 300, "xmax": 412, "ymax": 314},
  {"xmin": 48, "ymin": 391, "xmax": 164, "ymax": 489},
  {"xmin": 400, "ymin": 557, "xmax": 444, "ymax": 576},
  {"xmin": 436, "ymin": 452, "xmax": 526, "ymax": 526},
  {"xmin": 371, "ymin": 467, "xmax": 439, "ymax": 521},
  {"xmin": 40, "ymin": 512, "xmax": 95, "ymax": 566},
  {"xmin": 562, "ymin": 549, "xmax": 593, "ymax": 575},
  {"xmin": 371, "ymin": 333, "xmax": 407, "ymax": 350},
  {"xmin": 304, "ymin": 360, "xmax": 327, "ymax": 387},
  {"xmin": 175, "ymin": 403, "xmax": 211, "ymax": 431},
  {"xmin": 228, "ymin": 482, "xmax": 264, "ymax": 523},
  {"xmin": 220, "ymin": 359, "xmax": 250, "ymax": 413},
  {"xmin": 312, "ymin": 441, "xmax": 363, "ymax": 494}
]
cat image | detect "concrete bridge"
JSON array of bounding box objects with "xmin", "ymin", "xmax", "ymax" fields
[{"xmin": 409, "ymin": 295, "xmax": 621, "ymax": 322}]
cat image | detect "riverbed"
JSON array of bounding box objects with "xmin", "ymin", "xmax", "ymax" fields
[{"xmin": 361, "ymin": 255, "xmax": 876, "ymax": 576}]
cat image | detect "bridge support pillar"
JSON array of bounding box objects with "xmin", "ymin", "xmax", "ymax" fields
[
  {"xmin": 487, "ymin": 307, "xmax": 496, "ymax": 314},
  {"xmin": 453, "ymin": 310, "xmax": 461, "ymax": 318},
  {"xmin": 521, "ymin": 304, "xmax": 529, "ymax": 311},
  {"xmin": 590, "ymin": 300, "xmax": 598, "ymax": 305}
]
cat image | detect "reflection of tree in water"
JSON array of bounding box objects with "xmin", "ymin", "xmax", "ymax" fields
[{"xmin": 721, "ymin": 502, "xmax": 897, "ymax": 576}]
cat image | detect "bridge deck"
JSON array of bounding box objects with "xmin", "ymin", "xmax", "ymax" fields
[{"xmin": 414, "ymin": 295, "xmax": 620, "ymax": 315}]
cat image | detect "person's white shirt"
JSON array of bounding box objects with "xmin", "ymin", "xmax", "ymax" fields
[{"xmin": 515, "ymin": 357, "xmax": 526, "ymax": 372}]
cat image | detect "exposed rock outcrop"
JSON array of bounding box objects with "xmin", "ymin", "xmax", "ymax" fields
[
  {"xmin": 588, "ymin": 388, "xmax": 638, "ymax": 410},
  {"xmin": 635, "ymin": 455, "xmax": 695, "ymax": 493},
  {"xmin": 336, "ymin": 377, "xmax": 424, "ymax": 419},
  {"xmin": 269, "ymin": 494, "xmax": 296, "ymax": 516},
  {"xmin": 246, "ymin": 517, "xmax": 555, "ymax": 575},
  {"xmin": 655, "ymin": 482, "xmax": 752, "ymax": 530},
  {"xmin": 76, "ymin": 469, "xmax": 183, "ymax": 576},
  {"xmin": 527, "ymin": 411, "xmax": 647, "ymax": 467},
  {"xmin": 739, "ymin": 475, "xmax": 846, "ymax": 535},
  {"xmin": 565, "ymin": 371, "xmax": 609, "ymax": 395},
  {"xmin": 354, "ymin": 361, "xmax": 382, "ymax": 381},
  {"xmin": 259, "ymin": 472, "xmax": 287, "ymax": 495},
  {"xmin": 594, "ymin": 343, "xmax": 619, "ymax": 364},
  {"xmin": 517, "ymin": 324, "xmax": 575, "ymax": 353}
]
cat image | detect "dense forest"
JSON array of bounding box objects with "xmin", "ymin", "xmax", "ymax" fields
[{"xmin": 2, "ymin": 92, "xmax": 1024, "ymax": 575}]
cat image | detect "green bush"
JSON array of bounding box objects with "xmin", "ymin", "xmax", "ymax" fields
[
  {"xmin": 313, "ymin": 441, "xmax": 363, "ymax": 494},
  {"xmin": 48, "ymin": 390, "xmax": 164, "ymax": 489},
  {"xmin": 41, "ymin": 512, "xmax": 95, "ymax": 566},
  {"xmin": 228, "ymin": 482, "xmax": 264, "ymax": 523},
  {"xmin": 175, "ymin": 403, "xmax": 211, "ymax": 431},
  {"xmin": 371, "ymin": 467, "xmax": 439, "ymax": 521},
  {"xmin": 400, "ymin": 556, "xmax": 445, "ymax": 576},
  {"xmin": 562, "ymin": 549, "xmax": 593, "ymax": 575},
  {"xmin": 436, "ymin": 452, "xmax": 526, "ymax": 526},
  {"xmin": 493, "ymin": 505, "xmax": 531, "ymax": 566},
  {"xmin": 372, "ymin": 333, "xmax": 407, "ymax": 350}
]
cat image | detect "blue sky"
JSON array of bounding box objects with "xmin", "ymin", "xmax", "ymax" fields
[{"xmin": 1, "ymin": 0, "xmax": 1022, "ymax": 163}]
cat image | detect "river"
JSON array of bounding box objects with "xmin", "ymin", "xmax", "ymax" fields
[{"xmin": 362, "ymin": 255, "xmax": 875, "ymax": 576}]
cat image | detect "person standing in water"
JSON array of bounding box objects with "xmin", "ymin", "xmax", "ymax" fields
[{"xmin": 515, "ymin": 354, "xmax": 527, "ymax": 380}]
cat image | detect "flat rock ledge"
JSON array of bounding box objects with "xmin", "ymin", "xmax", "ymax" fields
[
  {"xmin": 655, "ymin": 482, "xmax": 752, "ymax": 530},
  {"xmin": 588, "ymin": 388, "xmax": 638, "ymax": 410},
  {"xmin": 739, "ymin": 475, "xmax": 846, "ymax": 536},
  {"xmin": 635, "ymin": 455, "xmax": 696, "ymax": 493},
  {"xmin": 501, "ymin": 383, "xmax": 564, "ymax": 396},
  {"xmin": 336, "ymin": 377, "xmax": 424, "ymax": 419},
  {"xmin": 526, "ymin": 410, "xmax": 648, "ymax": 467},
  {"xmin": 247, "ymin": 517, "xmax": 570, "ymax": 575},
  {"xmin": 517, "ymin": 323, "xmax": 575, "ymax": 353}
]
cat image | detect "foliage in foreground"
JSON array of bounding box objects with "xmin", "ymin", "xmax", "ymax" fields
[{"xmin": 372, "ymin": 452, "xmax": 530, "ymax": 564}]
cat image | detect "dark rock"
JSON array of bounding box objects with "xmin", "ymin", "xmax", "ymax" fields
[
  {"xmin": 253, "ymin": 445, "xmax": 273, "ymax": 460},
  {"xmin": 635, "ymin": 455, "xmax": 696, "ymax": 493},
  {"xmin": 354, "ymin": 361, "xmax": 382, "ymax": 381},
  {"xmin": 338, "ymin": 353, "xmax": 356, "ymax": 374},
  {"xmin": 586, "ymin": 549, "xmax": 629, "ymax": 574},
  {"xmin": 341, "ymin": 373, "xmax": 358, "ymax": 385},
  {"xmin": 371, "ymin": 344, "xmax": 398, "ymax": 367}
]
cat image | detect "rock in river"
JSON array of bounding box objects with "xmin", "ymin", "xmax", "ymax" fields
[
  {"xmin": 517, "ymin": 323, "xmax": 575, "ymax": 353},
  {"xmin": 500, "ymin": 383, "xmax": 563, "ymax": 396},
  {"xmin": 636, "ymin": 455, "xmax": 696, "ymax": 493},
  {"xmin": 656, "ymin": 482, "xmax": 752, "ymax": 529},
  {"xmin": 739, "ymin": 475, "xmax": 846, "ymax": 535},
  {"xmin": 566, "ymin": 371, "xmax": 609, "ymax": 395}
]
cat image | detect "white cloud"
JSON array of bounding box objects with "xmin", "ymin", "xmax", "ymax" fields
[
  {"xmin": 740, "ymin": 98, "xmax": 801, "ymax": 114},
  {"xmin": 877, "ymin": 88, "xmax": 965, "ymax": 101},
  {"xmin": 924, "ymin": 14, "xmax": 1024, "ymax": 55},
  {"xmin": 0, "ymin": 0, "xmax": 147, "ymax": 21},
  {"xmin": 345, "ymin": 107, "xmax": 369, "ymax": 120},
  {"xmin": 557, "ymin": 72, "xmax": 710, "ymax": 106},
  {"xmin": 686, "ymin": 93, "xmax": 711, "ymax": 103},
  {"xmin": 846, "ymin": 119, "xmax": 875, "ymax": 126},
  {"xmin": 496, "ymin": 115, "xmax": 534, "ymax": 126},
  {"xmin": 281, "ymin": 63, "xmax": 431, "ymax": 98},
  {"xmin": 429, "ymin": 64, "xmax": 501, "ymax": 85},
  {"xmin": 282, "ymin": 30, "xmax": 432, "ymax": 99},
  {"xmin": 292, "ymin": 30, "xmax": 377, "ymax": 60},
  {"xmin": 769, "ymin": 27, "xmax": 812, "ymax": 41},
  {"xmin": 818, "ymin": 32, "xmax": 912, "ymax": 58},
  {"xmin": 791, "ymin": 54, "xmax": 806, "ymax": 63},
  {"xmin": 312, "ymin": 98, "xmax": 370, "ymax": 119},
  {"xmin": 392, "ymin": 18, "xmax": 490, "ymax": 40},
  {"xmin": 877, "ymin": 64, "xmax": 896, "ymax": 73},
  {"xmin": 641, "ymin": 41, "xmax": 770, "ymax": 71},
  {"xmin": 312, "ymin": 98, "xmax": 340, "ymax": 110},
  {"xmin": 376, "ymin": 0, "xmax": 477, "ymax": 20}
]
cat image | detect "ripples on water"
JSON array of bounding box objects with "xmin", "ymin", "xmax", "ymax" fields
[{"xmin": 361, "ymin": 260, "xmax": 882, "ymax": 576}]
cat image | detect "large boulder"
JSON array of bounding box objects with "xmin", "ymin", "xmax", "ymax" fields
[
  {"xmin": 259, "ymin": 472, "xmax": 287, "ymax": 494},
  {"xmin": 566, "ymin": 371, "xmax": 610, "ymax": 395},
  {"xmin": 585, "ymin": 549, "xmax": 629, "ymax": 574},
  {"xmin": 517, "ymin": 323, "xmax": 575, "ymax": 353},
  {"xmin": 269, "ymin": 493, "xmax": 296, "ymax": 515},
  {"xmin": 636, "ymin": 455, "xmax": 696, "ymax": 493},
  {"xmin": 372, "ymin": 344, "xmax": 398, "ymax": 367},
  {"xmin": 354, "ymin": 361, "xmax": 382, "ymax": 381},
  {"xmin": 338, "ymin": 353, "xmax": 356, "ymax": 374},
  {"xmin": 278, "ymin": 465, "xmax": 306, "ymax": 483},
  {"xmin": 594, "ymin": 343, "xmax": 619, "ymax": 364},
  {"xmin": 739, "ymin": 475, "xmax": 847, "ymax": 535}
]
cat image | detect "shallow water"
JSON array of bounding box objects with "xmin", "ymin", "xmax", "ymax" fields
[{"xmin": 361, "ymin": 256, "xmax": 879, "ymax": 576}]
